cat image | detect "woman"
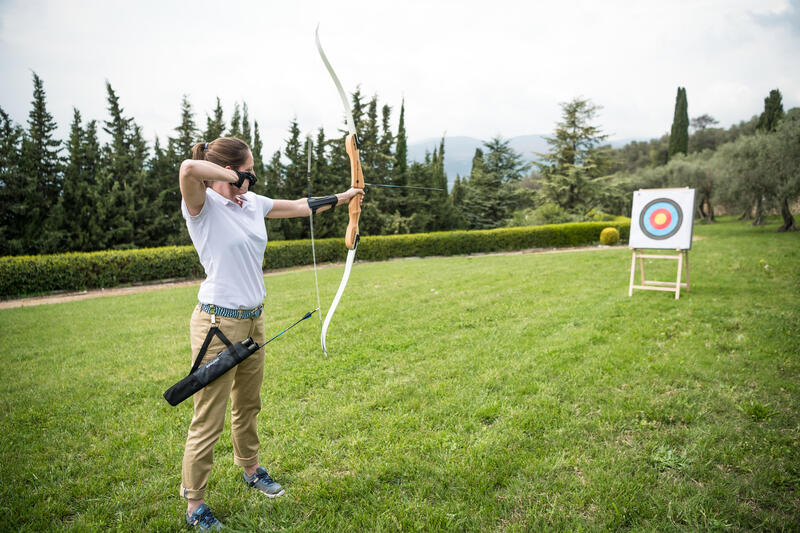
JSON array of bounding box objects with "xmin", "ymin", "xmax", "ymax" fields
[{"xmin": 178, "ymin": 137, "xmax": 362, "ymax": 530}]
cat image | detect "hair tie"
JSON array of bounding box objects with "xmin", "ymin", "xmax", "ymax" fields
[{"xmin": 204, "ymin": 142, "xmax": 209, "ymax": 150}]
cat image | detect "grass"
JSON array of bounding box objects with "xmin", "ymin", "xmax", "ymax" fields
[{"xmin": 0, "ymin": 217, "xmax": 798, "ymax": 531}]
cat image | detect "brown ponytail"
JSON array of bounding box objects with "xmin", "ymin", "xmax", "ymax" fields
[{"xmin": 191, "ymin": 137, "xmax": 251, "ymax": 167}]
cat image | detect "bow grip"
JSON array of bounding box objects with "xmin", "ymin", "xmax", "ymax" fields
[{"xmin": 345, "ymin": 133, "xmax": 364, "ymax": 250}]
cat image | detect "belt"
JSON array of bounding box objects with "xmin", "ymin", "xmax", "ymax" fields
[{"xmin": 199, "ymin": 303, "xmax": 263, "ymax": 319}]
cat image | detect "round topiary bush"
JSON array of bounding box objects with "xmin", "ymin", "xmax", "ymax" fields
[{"xmin": 599, "ymin": 227, "xmax": 620, "ymax": 245}]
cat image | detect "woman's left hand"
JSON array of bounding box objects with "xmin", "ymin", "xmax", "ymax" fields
[{"xmin": 340, "ymin": 187, "xmax": 365, "ymax": 205}]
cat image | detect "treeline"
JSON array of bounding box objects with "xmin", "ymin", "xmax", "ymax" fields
[
  {"xmin": 508, "ymin": 88, "xmax": 799, "ymax": 232},
  {"xmin": 0, "ymin": 73, "xmax": 483, "ymax": 256},
  {"xmin": 1, "ymin": 74, "xmax": 798, "ymax": 257},
  {"xmin": 604, "ymin": 89, "xmax": 800, "ymax": 232}
]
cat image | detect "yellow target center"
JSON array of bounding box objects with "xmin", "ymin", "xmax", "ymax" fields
[{"xmin": 654, "ymin": 213, "xmax": 668, "ymax": 226}]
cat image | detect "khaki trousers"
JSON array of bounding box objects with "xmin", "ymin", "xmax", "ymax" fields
[{"xmin": 180, "ymin": 306, "xmax": 266, "ymax": 500}]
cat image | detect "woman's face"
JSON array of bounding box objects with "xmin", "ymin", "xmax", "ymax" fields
[
  {"xmin": 212, "ymin": 150, "xmax": 255, "ymax": 200},
  {"xmin": 230, "ymin": 152, "xmax": 255, "ymax": 195}
]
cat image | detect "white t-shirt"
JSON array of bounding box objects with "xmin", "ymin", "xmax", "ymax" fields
[{"xmin": 181, "ymin": 188, "xmax": 274, "ymax": 309}]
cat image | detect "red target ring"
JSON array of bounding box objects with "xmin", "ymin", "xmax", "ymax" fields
[{"xmin": 649, "ymin": 208, "xmax": 672, "ymax": 230}]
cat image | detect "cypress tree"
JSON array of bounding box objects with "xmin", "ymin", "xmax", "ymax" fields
[
  {"xmin": 392, "ymin": 100, "xmax": 410, "ymax": 220},
  {"xmin": 757, "ymin": 89, "xmax": 784, "ymax": 133},
  {"xmin": 668, "ymin": 87, "xmax": 689, "ymax": 157},
  {"xmin": 242, "ymin": 102, "xmax": 252, "ymax": 146},
  {"xmin": 252, "ymin": 120, "xmax": 265, "ymax": 190},
  {"xmin": 393, "ymin": 99, "xmax": 408, "ymax": 188}
]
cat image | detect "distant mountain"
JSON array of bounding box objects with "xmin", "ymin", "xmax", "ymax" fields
[
  {"xmin": 407, "ymin": 135, "xmax": 548, "ymax": 186},
  {"xmin": 407, "ymin": 134, "xmax": 645, "ymax": 187}
]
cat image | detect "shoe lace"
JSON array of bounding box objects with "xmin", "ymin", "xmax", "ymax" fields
[
  {"xmin": 255, "ymin": 469, "xmax": 274, "ymax": 484},
  {"xmin": 196, "ymin": 507, "xmax": 219, "ymax": 528}
]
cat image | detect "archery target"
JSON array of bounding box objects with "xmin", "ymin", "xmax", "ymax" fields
[
  {"xmin": 640, "ymin": 198, "xmax": 682, "ymax": 240},
  {"xmin": 629, "ymin": 189, "xmax": 695, "ymax": 249}
]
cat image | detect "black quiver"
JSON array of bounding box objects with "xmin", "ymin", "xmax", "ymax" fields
[{"xmin": 164, "ymin": 327, "xmax": 260, "ymax": 406}]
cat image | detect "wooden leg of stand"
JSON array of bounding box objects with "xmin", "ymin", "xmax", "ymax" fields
[
  {"xmin": 675, "ymin": 249, "xmax": 683, "ymax": 299},
  {"xmin": 629, "ymin": 250, "xmax": 637, "ymax": 297},
  {"xmin": 684, "ymin": 251, "xmax": 690, "ymax": 292},
  {"xmin": 639, "ymin": 255, "xmax": 645, "ymax": 285}
]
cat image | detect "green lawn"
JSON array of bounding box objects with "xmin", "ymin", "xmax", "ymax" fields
[{"xmin": 0, "ymin": 218, "xmax": 798, "ymax": 531}]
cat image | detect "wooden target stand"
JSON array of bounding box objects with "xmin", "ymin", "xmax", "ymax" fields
[{"xmin": 628, "ymin": 248, "xmax": 690, "ymax": 299}]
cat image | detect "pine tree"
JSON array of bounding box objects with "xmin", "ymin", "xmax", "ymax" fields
[
  {"xmin": 668, "ymin": 87, "xmax": 689, "ymax": 157},
  {"xmin": 263, "ymin": 149, "xmax": 284, "ymax": 239},
  {"xmin": 99, "ymin": 82, "xmax": 144, "ymax": 248},
  {"xmin": 460, "ymin": 148, "xmax": 498, "ymax": 229},
  {"xmin": 757, "ymin": 89, "xmax": 784, "ymax": 133},
  {"xmin": 17, "ymin": 73, "xmax": 63, "ymax": 253},
  {"xmin": 228, "ymin": 103, "xmax": 242, "ymax": 139},
  {"xmin": 277, "ymin": 119, "xmax": 306, "ymax": 239},
  {"xmin": 171, "ymin": 95, "xmax": 198, "ymax": 160},
  {"xmin": 359, "ymin": 96, "xmax": 388, "ymax": 236},
  {"xmin": 146, "ymin": 96, "xmax": 198, "ymax": 246},
  {"xmin": 0, "ymin": 107, "xmax": 26, "ymax": 255},
  {"xmin": 58, "ymin": 109, "xmax": 104, "ymax": 251},
  {"xmin": 204, "ymin": 97, "xmax": 225, "ymax": 141},
  {"xmin": 308, "ymin": 127, "xmax": 338, "ymax": 238},
  {"xmin": 536, "ymin": 98, "xmax": 610, "ymax": 212}
]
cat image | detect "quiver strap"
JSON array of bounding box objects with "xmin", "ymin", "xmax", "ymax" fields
[{"xmin": 163, "ymin": 327, "xmax": 259, "ymax": 406}]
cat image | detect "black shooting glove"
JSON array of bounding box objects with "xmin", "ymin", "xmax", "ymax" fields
[{"xmin": 233, "ymin": 170, "xmax": 257, "ymax": 189}]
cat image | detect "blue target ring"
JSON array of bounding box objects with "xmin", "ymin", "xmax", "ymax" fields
[{"xmin": 640, "ymin": 198, "xmax": 682, "ymax": 240}]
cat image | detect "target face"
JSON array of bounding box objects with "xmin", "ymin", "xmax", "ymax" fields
[
  {"xmin": 640, "ymin": 198, "xmax": 682, "ymax": 240},
  {"xmin": 629, "ymin": 188, "xmax": 695, "ymax": 249}
]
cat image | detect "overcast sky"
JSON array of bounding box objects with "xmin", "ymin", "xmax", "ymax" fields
[{"xmin": 1, "ymin": 0, "xmax": 798, "ymax": 155}]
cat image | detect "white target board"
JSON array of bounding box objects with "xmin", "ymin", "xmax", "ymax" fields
[{"xmin": 629, "ymin": 188, "xmax": 696, "ymax": 250}]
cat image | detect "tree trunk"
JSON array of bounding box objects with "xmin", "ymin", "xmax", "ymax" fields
[
  {"xmin": 752, "ymin": 195, "xmax": 766, "ymax": 226},
  {"xmin": 739, "ymin": 199, "xmax": 753, "ymax": 220},
  {"xmin": 777, "ymin": 197, "xmax": 798, "ymax": 232},
  {"xmin": 705, "ymin": 197, "xmax": 715, "ymax": 223},
  {"xmin": 696, "ymin": 197, "xmax": 706, "ymax": 220}
]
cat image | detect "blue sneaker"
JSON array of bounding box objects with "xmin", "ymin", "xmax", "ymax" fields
[
  {"xmin": 186, "ymin": 504, "xmax": 223, "ymax": 531},
  {"xmin": 243, "ymin": 467, "xmax": 285, "ymax": 498}
]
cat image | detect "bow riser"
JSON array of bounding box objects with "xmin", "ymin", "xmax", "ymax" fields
[{"xmin": 345, "ymin": 133, "xmax": 364, "ymax": 250}]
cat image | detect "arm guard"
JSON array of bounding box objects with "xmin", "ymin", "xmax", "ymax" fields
[{"xmin": 308, "ymin": 195, "xmax": 338, "ymax": 213}]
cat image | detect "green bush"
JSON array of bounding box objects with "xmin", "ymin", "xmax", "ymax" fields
[
  {"xmin": 0, "ymin": 220, "xmax": 629, "ymax": 298},
  {"xmin": 599, "ymin": 227, "xmax": 621, "ymax": 245}
]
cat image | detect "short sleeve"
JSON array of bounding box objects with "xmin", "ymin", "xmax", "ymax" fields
[
  {"xmin": 251, "ymin": 194, "xmax": 274, "ymax": 218},
  {"xmin": 181, "ymin": 197, "xmax": 210, "ymax": 222}
]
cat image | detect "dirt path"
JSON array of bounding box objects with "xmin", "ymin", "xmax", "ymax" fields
[{"xmin": 0, "ymin": 245, "xmax": 619, "ymax": 309}]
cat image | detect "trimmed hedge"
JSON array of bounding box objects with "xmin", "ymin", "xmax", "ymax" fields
[{"xmin": 1, "ymin": 220, "xmax": 629, "ymax": 298}]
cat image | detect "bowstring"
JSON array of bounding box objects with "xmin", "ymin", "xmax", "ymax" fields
[{"xmin": 307, "ymin": 135, "xmax": 323, "ymax": 330}]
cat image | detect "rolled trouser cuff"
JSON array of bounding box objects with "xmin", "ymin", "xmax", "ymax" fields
[
  {"xmin": 234, "ymin": 453, "xmax": 259, "ymax": 467},
  {"xmin": 180, "ymin": 485, "xmax": 205, "ymax": 500}
]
